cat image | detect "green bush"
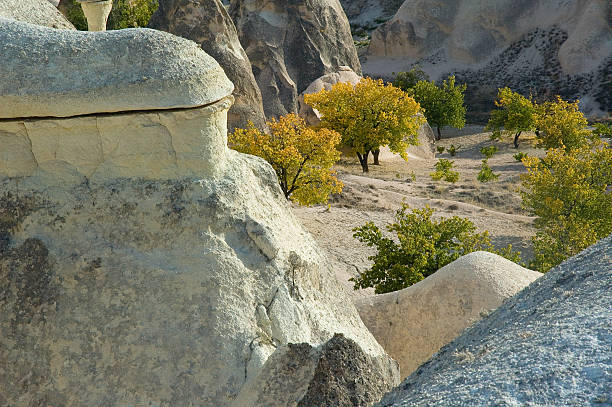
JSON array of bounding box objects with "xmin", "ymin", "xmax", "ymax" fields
[
  {"xmin": 351, "ymin": 204, "xmax": 521, "ymax": 293},
  {"xmin": 431, "ymin": 159, "xmax": 459, "ymax": 182},
  {"xmin": 513, "ymin": 152, "xmax": 528, "ymax": 162},
  {"xmin": 480, "ymin": 145, "xmax": 498, "ymax": 159},
  {"xmin": 436, "ymin": 146, "xmax": 445, "ymax": 154},
  {"xmin": 477, "ymin": 159, "xmax": 499, "ymax": 182},
  {"xmin": 593, "ymin": 123, "xmax": 612, "ymax": 139},
  {"xmin": 448, "ymin": 144, "xmax": 459, "ymax": 156}
]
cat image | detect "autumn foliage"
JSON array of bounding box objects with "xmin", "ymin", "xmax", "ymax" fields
[
  {"xmin": 304, "ymin": 77, "xmax": 424, "ymax": 172},
  {"xmin": 229, "ymin": 114, "xmax": 343, "ymax": 206},
  {"xmin": 486, "ymin": 87, "xmax": 536, "ymax": 148}
]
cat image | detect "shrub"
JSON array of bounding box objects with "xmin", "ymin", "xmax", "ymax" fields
[
  {"xmin": 513, "ymin": 152, "xmax": 528, "ymax": 162},
  {"xmin": 477, "ymin": 159, "xmax": 499, "ymax": 182},
  {"xmin": 410, "ymin": 76, "xmax": 467, "ymax": 140},
  {"xmin": 351, "ymin": 204, "xmax": 521, "ymax": 293},
  {"xmin": 448, "ymin": 144, "xmax": 459, "ymax": 156},
  {"xmin": 393, "ymin": 67, "xmax": 430, "ymax": 91},
  {"xmin": 520, "ymin": 139, "xmax": 612, "ymax": 271},
  {"xmin": 436, "ymin": 145, "xmax": 445, "ymax": 154},
  {"xmin": 229, "ymin": 114, "xmax": 343, "ymax": 206},
  {"xmin": 60, "ymin": 0, "xmax": 158, "ymax": 30},
  {"xmin": 431, "ymin": 159, "xmax": 459, "ymax": 182},
  {"xmin": 534, "ymin": 96, "xmax": 591, "ymax": 151},
  {"xmin": 486, "ymin": 87, "xmax": 536, "ymax": 148},
  {"xmin": 592, "ymin": 123, "xmax": 612, "ymax": 139},
  {"xmin": 304, "ymin": 77, "xmax": 424, "ymax": 172},
  {"xmin": 480, "ymin": 145, "xmax": 498, "ymax": 159}
]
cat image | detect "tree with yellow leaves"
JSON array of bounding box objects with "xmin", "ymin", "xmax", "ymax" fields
[
  {"xmin": 304, "ymin": 77, "xmax": 425, "ymax": 172},
  {"xmin": 534, "ymin": 96, "xmax": 592, "ymax": 151},
  {"xmin": 520, "ymin": 139, "xmax": 612, "ymax": 272},
  {"xmin": 229, "ymin": 114, "xmax": 343, "ymax": 206},
  {"xmin": 486, "ymin": 87, "xmax": 536, "ymax": 148}
]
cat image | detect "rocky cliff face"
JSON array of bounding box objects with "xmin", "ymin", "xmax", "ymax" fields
[
  {"xmin": 230, "ymin": 0, "xmax": 362, "ymax": 118},
  {"xmin": 376, "ymin": 236, "xmax": 612, "ymax": 406},
  {"xmin": 365, "ymin": 0, "xmax": 612, "ymax": 119},
  {"xmin": 0, "ymin": 17, "xmax": 398, "ymax": 406},
  {"xmin": 149, "ymin": 0, "xmax": 267, "ymax": 131}
]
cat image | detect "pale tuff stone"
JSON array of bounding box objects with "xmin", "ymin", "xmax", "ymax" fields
[
  {"xmin": 377, "ymin": 237, "xmax": 611, "ymax": 406},
  {"xmin": 0, "ymin": 0, "xmax": 74, "ymax": 29},
  {"xmin": 356, "ymin": 251, "xmax": 541, "ymax": 377},
  {"xmin": 230, "ymin": 0, "xmax": 362, "ymax": 118},
  {"xmin": 78, "ymin": 0, "xmax": 113, "ymax": 31},
  {"xmin": 149, "ymin": 0, "xmax": 267, "ymax": 130},
  {"xmin": 0, "ymin": 18, "xmax": 234, "ymax": 118}
]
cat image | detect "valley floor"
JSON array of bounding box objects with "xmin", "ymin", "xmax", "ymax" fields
[{"xmin": 293, "ymin": 126, "xmax": 544, "ymax": 298}]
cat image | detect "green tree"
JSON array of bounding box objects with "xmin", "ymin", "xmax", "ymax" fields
[
  {"xmin": 520, "ymin": 139, "xmax": 612, "ymax": 271},
  {"xmin": 393, "ymin": 67, "xmax": 430, "ymax": 91},
  {"xmin": 229, "ymin": 114, "xmax": 343, "ymax": 206},
  {"xmin": 304, "ymin": 77, "xmax": 425, "ymax": 173},
  {"xmin": 486, "ymin": 87, "xmax": 536, "ymax": 148},
  {"xmin": 351, "ymin": 205, "xmax": 521, "ymax": 294},
  {"xmin": 430, "ymin": 159, "xmax": 459, "ymax": 182},
  {"xmin": 411, "ymin": 75, "xmax": 467, "ymax": 140},
  {"xmin": 592, "ymin": 123, "xmax": 612, "ymax": 139},
  {"xmin": 534, "ymin": 96, "xmax": 591, "ymax": 152}
]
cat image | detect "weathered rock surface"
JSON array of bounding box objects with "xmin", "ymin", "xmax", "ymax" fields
[
  {"xmin": 0, "ymin": 18, "xmax": 233, "ymax": 118},
  {"xmin": 339, "ymin": 0, "xmax": 403, "ymax": 27},
  {"xmin": 366, "ymin": 0, "xmax": 612, "ymax": 119},
  {"xmin": 149, "ymin": 0, "xmax": 267, "ymax": 130},
  {"xmin": 234, "ymin": 333, "xmax": 399, "ymax": 406},
  {"xmin": 356, "ymin": 252, "xmax": 542, "ymax": 377},
  {"xmin": 376, "ymin": 236, "xmax": 612, "ymax": 406},
  {"xmin": 0, "ymin": 20, "xmax": 398, "ymax": 405},
  {"xmin": 0, "ymin": 0, "xmax": 75, "ymax": 29},
  {"xmin": 230, "ymin": 0, "xmax": 362, "ymax": 118}
]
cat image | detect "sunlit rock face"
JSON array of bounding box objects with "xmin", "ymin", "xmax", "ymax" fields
[
  {"xmin": 0, "ymin": 17, "xmax": 398, "ymax": 406},
  {"xmin": 0, "ymin": 0, "xmax": 74, "ymax": 29},
  {"xmin": 229, "ymin": 0, "xmax": 362, "ymax": 119},
  {"xmin": 366, "ymin": 0, "xmax": 612, "ymax": 119}
]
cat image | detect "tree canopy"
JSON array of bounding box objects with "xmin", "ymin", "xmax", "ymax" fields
[
  {"xmin": 229, "ymin": 114, "xmax": 343, "ymax": 206},
  {"xmin": 486, "ymin": 87, "xmax": 536, "ymax": 148},
  {"xmin": 534, "ymin": 96, "xmax": 592, "ymax": 151},
  {"xmin": 304, "ymin": 77, "xmax": 424, "ymax": 172}
]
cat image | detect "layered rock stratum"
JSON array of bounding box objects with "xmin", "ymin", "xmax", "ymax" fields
[
  {"xmin": 0, "ymin": 17, "xmax": 398, "ymax": 406},
  {"xmin": 366, "ymin": 0, "xmax": 612, "ymax": 119},
  {"xmin": 229, "ymin": 0, "xmax": 362, "ymax": 118},
  {"xmin": 377, "ymin": 236, "xmax": 612, "ymax": 406},
  {"xmin": 0, "ymin": 0, "xmax": 74, "ymax": 29},
  {"xmin": 149, "ymin": 0, "xmax": 267, "ymax": 131},
  {"xmin": 356, "ymin": 252, "xmax": 541, "ymax": 377}
]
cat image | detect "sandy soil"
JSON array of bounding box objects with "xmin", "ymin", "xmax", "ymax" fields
[{"xmin": 292, "ymin": 126, "xmax": 544, "ymax": 298}]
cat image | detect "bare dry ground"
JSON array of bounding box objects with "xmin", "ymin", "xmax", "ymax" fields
[{"xmin": 292, "ymin": 126, "xmax": 544, "ymax": 298}]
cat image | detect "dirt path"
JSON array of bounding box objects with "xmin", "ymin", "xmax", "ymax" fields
[{"xmin": 293, "ymin": 127, "xmax": 542, "ymax": 298}]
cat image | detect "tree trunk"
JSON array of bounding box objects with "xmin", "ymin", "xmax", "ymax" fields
[
  {"xmin": 436, "ymin": 126, "xmax": 442, "ymax": 141},
  {"xmin": 372, "ymin": 149, "xmax": 380, "ymax": 165},
  {"xmin": 514, "ymin": 131, "xmax": 522, "ymax": 148},
  {"xmin": 356, "ymin": 151, "xmax": 370, "ymax": 173}
]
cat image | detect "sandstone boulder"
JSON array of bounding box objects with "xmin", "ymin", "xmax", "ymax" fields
[
  {"xmin": 0, "ymin": 18, "xmax": 233, "ymax": 118},
  {"xmin": 356, "ymin": 251, "xmax": 541, "ymax": 377},
  {"xmin": 149, "ymin": 0, "xmax": 267, "ymax": 131},
  {"xmin": 366, "ymin": 0, "xmax": 612, "ymax": 118},
  {"xmin": 229, "ymin": 0, "xmax": 362, "ymax": 118},
  {"xmin": 0, "ymin": 0, "xmax": 75, "ymax": 29},
  {"xmin": 0, "ymin": 19, "xmax": 398, "ymax": 405},
  {"xmin": 376, "ymin": 236, "xmax": 611, "ymax": 406}
]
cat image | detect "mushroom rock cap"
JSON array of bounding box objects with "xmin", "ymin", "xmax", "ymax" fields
[{"xmin": 0, "ymin": 18, "xmax": 234, "ymax": 118}]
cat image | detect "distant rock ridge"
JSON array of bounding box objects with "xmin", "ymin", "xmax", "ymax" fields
[
  {"xmin": 365, "ymin": 0, "xmax": 612, "ymax": 119},
  {"xmin": 230, "ymin": 0, "xmax": 362, "ymax": 118},
  {"xmin": 376, "ymin": 235, "xmax": 612, "ymax": 406}
]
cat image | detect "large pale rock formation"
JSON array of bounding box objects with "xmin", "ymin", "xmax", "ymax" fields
[
  {"xmin": 149, "ymin": 0, "xmax": 267, "ymax": 131},
  {"xmin": 0, "ymin": 0, "xmax": 75, "ymax": 29},
  {"xmin": 0, "ymin": 17, "xmax": 398, "ymax": 406},
  {"xmin": 356, "ymin": 252, "xmax": 542, "ymax": 377},
  {"xmin": 339, "ymin": 0, "xmax": 403, "ymax": 27},
  {"xmin": 0, "ymin": 19, "xmax": 233, "ymax": 118},
  {"xmin": 376, "ymin": 236, "xmax": 612, "ymax": 406},
  {"xmin": 229, "ymin": 0, "xmax": 362, "ymax": 118},
  {"xmin": 366, "ymin": 0, "xmax": 612, "ymax": 118}
]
